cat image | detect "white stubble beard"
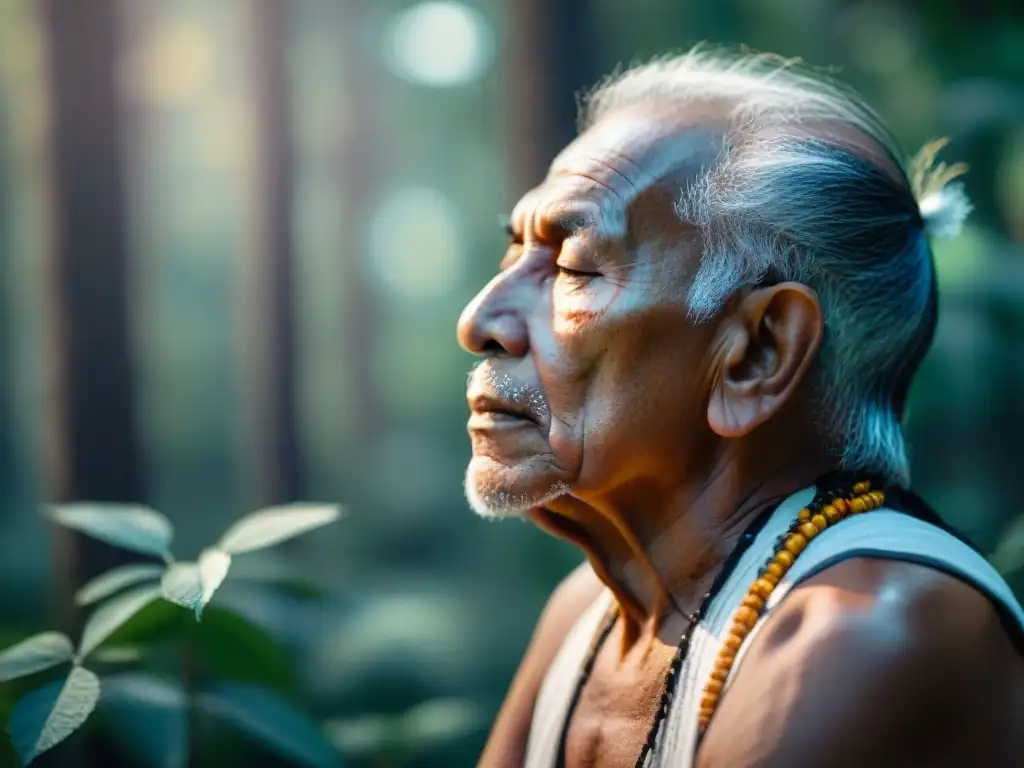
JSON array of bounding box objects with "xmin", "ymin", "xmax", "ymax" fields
[{"xmin": 463, "ymin": 459, "xmax": 570, "ymax": 520}]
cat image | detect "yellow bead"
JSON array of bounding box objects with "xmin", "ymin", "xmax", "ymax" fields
[
  {"xmin": 705, "ymin": 679, "xmax": 723, "ymax": 696},
  {"xmin": 774, "ymin": 550, "xmax": 795, "ymax": 569},
  {"xmin": 734, "ymin": 606, "xmax": 758, "ymax": 628},
  {"xmin": 832, "ymin": 498, "xmax": 849, "ymax": 516},
  {"xmin": 811, "ymin": 514, "xmax": 828, "ymax": 531},
  {"xmin": 799, "ymin": 521, "xmax": 819, "ymax": 540},
  {"xmin": 710, "ymin": 666, "xmax": 729, "ymax": 683},
  {"xmin": 853, "ymin": 481, "xmax": 871, "ymax": 495},
  {"xmin": 717, "ymin": 648, "xmax": 736, "ymax": 663},
  {"xmin": 765, "ymin": 562, "xmax": 784, "ymax": 579},
  {"xmin": 784, "ymin": 534, "xmax": 807, "ymax": 555},
  {"xmin": 822, "ymin": 504, "xmax": 841, "ymax": 523},
  {"xmin": 731, "ymin": 621, "xmax": 751, "ymax": 640},
  {"xmin": 723, "ymin": 633, "xmax": 743, "ymax": 652},
  {"xmin": 742, "ymin": 593, "xmax": 765, "ymax": 611},
  {"xmin": 870, "ymin": 490, "xmax": 885, "ymax": 507},
  {"xmin": 798, "ymin": 508, "xmax": 810, "ymax": 522},
  {"xmin": 701, "ymin": 693, "xmax": 719, "ymax": 710},
  {"xmin": 761, "ymin": 571, "xmax": 780, "ymax": 587},
  {"xmin": 850, "ymin": 498, "xmax": 866, "ymax": 514},
  {"xmin": 751, "ymin": 578, "xmax": 775, "ymax": 598}
]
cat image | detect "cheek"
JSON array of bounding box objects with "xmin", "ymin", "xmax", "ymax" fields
[
  {"xmin": 541, "ymin": 282, "xmax": 655, "ymax": 413},
  {"xmin": 551, "ymin": 279, "xmax": 621, "ymax": 336}
]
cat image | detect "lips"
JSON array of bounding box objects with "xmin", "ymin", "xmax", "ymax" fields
[{"xmin": 467, "ymin": 394, "xmax": 539, "ymax": 425}]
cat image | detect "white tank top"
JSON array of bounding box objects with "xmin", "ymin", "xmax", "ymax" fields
[{"xmin": 523, "ymin": 485, "xmax": 1024, "ymax": 768}]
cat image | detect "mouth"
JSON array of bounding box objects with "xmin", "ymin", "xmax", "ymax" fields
[{"xmin": 467, "ymin": 394, "xmax": 540, "ymax": 426}]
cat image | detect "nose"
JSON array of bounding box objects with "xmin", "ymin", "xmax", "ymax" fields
[{"xmin": 456, "ymin": 272, "xmax": 529, "ymax": 358}]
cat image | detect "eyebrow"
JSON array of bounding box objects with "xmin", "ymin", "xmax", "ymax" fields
[{"xmin": 498, "ymin": 209, "xmax": 601, "ymax": 242}]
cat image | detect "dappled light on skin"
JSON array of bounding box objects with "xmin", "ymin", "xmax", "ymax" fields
[{"xmin": 1, "ymin": 1, "xmax": 1023, "ymax": 766}]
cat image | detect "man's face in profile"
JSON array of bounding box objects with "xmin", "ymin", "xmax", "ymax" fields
[{"xmin": 457, "ymin": 109, "xmax": 724, "ymax": 521}]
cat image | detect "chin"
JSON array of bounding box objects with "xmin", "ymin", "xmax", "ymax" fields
[{"xmin": 464, "ymin": 457, "xmax": 570, "ymax": 520}]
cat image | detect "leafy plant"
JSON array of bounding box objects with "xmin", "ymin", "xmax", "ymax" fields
[{"xmin": 0, "ymin": 502, "xmax": 344, "ymax": 767}]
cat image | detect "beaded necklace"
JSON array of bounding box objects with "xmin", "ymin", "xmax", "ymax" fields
[{"xmin": 553, "ymin": 475, "xmax": 885, "ymax": 768}]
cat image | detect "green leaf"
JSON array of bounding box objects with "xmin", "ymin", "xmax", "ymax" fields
[
  {"xmin": 402, "ymin": 698, "xmax": 484, "ymax": 749},
  {"xmin": 0, "ymin": 633, "xmax": 74, "ymax": 683},
  {"xmin": 217, "ymin": 504, "xmax": 342, "ymax": 555},
  {"xmin": 198, "ymin": 549, "xmax": 231, "ymax": 618},
  {"xmin": 325, "ymin": 699, "xmax": 484, "ymax": 760},
  {"xmin": 7, "ymin": 666, "xmax": 100, "ymax": 764},
  {"xmin": 48, "ymin": 504, "xmax": 174, "ymax": 559},
  {"xmin": 79, "ymin": 585, "xmax": 162, "ymax": 659},
  {"xmin": 90, "ymin": 646, "xmax": 144, "ymax": 665},
  {"xmin": 102, "ymin": 673, "xmax": 187, "ymax": 768},
  {"xmin": 76, "ymin": 564, "xmax": 165, "ymax": 606},
  {"xmin": 160, "ymin": 550, "xmax": 230, "ymax": 620},
  {"xmin": 160, "ymin": 564, "xmax": 202, "ymax": 614},
  {"xmin": 325, "ymin": 714, "xmax": 401, "ymax": 759},
  {"xmin": 186, "ymin": 607, "xmax": 294, "ymax": 692},
  {"xmin": 199, "ymin": 683, "xmax": 340, "ymax": 768},
  {"xmin": 227, "ymin": 557, "xmax": 330, "ymax": 599},
  {"xmin": 95, "ymin": 599, "xmax": 184, "ymax": 649}
]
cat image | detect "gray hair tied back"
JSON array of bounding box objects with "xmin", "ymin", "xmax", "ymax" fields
[{"xmin": 579, "ymin": 47, "xmax": 974, "ymax": 487}]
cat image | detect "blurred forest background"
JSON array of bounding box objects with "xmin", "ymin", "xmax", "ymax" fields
[{"xmin": 0, "ymin": 0, "xmax": 1022, "ymax": 766}]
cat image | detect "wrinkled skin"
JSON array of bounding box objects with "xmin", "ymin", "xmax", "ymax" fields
[
  {"xmin": 460, "ymin": 111, "xmax": 723, "ymax": 520},
  {"xmin": 458, "ymin": 107, "xmax": 1024, "ymax": 768},
  {"xmin": 458, "ymin": 105, "xmax": 827, "ymax": 621}
]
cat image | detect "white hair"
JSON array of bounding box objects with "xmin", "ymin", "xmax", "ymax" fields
[{"xmin": 580, "ymin": 47, "xmax": 972, "ymax": 486}]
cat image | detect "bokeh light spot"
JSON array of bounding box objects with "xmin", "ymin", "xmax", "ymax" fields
[
  {"xmin": 384, "ymin": 1, "xmax": 492, "ymax": 88},
  {"xmin": 367, "ymin": 187, "xmax": 465, "ymax": 298},
  {"xmin": 123, "ymin": 20, "xmax": 216, "ymax": 108}
]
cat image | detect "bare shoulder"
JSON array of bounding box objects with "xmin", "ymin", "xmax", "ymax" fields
[
  {"xmin": 477, "ymin": 561, "xmax": 606, "ymax": 767},
  {"xmin": 699, "ymin": 557, "xmax": 1024, "ymax": 768}
]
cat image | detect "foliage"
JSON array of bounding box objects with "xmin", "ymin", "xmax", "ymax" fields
[
  {"xmin": 326, "ymin": 698, "xmax": 487, "ymax": 767},
  {"xmin": 0, "ymin": 503, "xmax": 344, "ymax": 767}
]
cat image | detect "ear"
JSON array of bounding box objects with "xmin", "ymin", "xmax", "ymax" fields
[{"xmin": 707, "ymin": 282, "xmax": 823, "ymax": 438}]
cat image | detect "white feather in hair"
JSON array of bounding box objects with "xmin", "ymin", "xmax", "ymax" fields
[
  {"xmin": 919, "ymin": 182, "xmax": 973, "ymax": 240},
  {"xmin": 909, "ymin": 138, "xmax": 972, "ymax": 240}
]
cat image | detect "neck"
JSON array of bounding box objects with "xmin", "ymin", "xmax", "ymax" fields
[{"xmin": 530, "ymin": 446, "xmax": 835, "ymax": 643}]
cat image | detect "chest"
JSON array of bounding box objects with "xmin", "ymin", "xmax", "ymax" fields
[{"xmin": 562, "ymin": 633, "xmax": 679, "ymax": 768}]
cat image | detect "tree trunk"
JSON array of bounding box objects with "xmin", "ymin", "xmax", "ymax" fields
[
  {"xmin": 39, "ymin": 0, "xmax": 144, "ymax": 607},
  {"xmin": 38, "ymin": 2, "xmax": 139, "ymax": 765},
  {"xmin": 239, "ymin": 0, "xmax": 302, "ymax": 508},
  {"xmin": 0, "ymin": 110, "xmax": 14, "ymax": 516},
  {"xmin": 337, "ymin": 0, "xmax": 382, "ymax": 446},
  {"xmin": 505, "ymin": 0, "xmax": 596, "ymax": 196}
]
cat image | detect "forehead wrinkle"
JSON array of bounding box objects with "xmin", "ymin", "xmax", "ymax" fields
[{"xmin": 536, "ymin": 177, "xmax": 628, "ymax": 245}]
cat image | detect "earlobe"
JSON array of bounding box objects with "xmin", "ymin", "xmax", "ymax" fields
[{"xmin": 708, "ymin": 380, "xmax": 765, "ymax": 438}]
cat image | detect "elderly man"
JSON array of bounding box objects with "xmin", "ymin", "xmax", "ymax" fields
[{"xmin": 457, "ymin": 48, "xmax": 1024, "ymax": 768}]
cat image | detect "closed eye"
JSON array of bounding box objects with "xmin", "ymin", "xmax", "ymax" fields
[
  {"xmin": 557, "ymin": 265, "xmax": 598, "ymax": 278},
  {"xmin": 501, "ymin": 217, "xmax": 520, "ymax": 244}
]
